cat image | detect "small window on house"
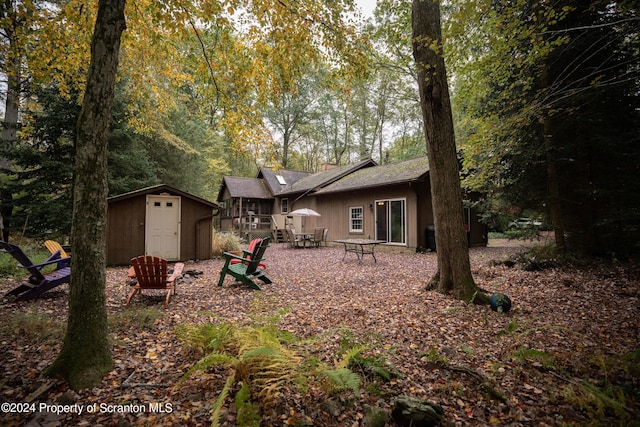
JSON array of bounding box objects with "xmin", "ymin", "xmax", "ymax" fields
[
  {"xmin": 276, "ymin": 175, "xmax": 287, "ymax": 185},
  {"xmin": 154, "ymin": 202, "xmax": 161, "ymax": 207},
  {"xmin": 166, "ymin": 202, "xmax": 173, "ymax": 207},
  {"xmin": 281, "ymin": 198, "xmax": 289, "ymax": 214},
  {"xmin": 349, "ymin": 206, "xmax": 363, "ymax": 233}
]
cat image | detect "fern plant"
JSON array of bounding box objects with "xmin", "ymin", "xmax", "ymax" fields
[
  {"xmin": 178, "ymin": 321, "xmax": 304, "ymax": 425},
  {"xmin": 320, "ymin": 368, "xmax": 362, "ymax": 397}
]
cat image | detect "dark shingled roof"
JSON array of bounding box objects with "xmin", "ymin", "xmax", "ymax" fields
[
  {"xmin": 109, "ymin": 184, "xmax": 218, "ymax": 207},
  {"xmin": 277, "ymin": 159, "xmax": 377, "ymax": 196},
  {"xmin": 258, "ymin": 167, "xmax": 312, "ymax": 195},
  {"xmin": 218, "ymin": 176, "xmax": 271, "ymax": 200},
  {"xmin": 314, "ymin": 157, "xmax": 429, "ymax": 194}
]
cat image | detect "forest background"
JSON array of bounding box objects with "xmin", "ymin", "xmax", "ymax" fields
[{"xmin": 1, "ymin": 0, "xmax": 639, "ymax": 256}]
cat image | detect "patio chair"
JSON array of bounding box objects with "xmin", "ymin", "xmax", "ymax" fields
[
  {"xmin": 286, "ymin": 228, "xmax": 304, "ymax": 248},
  {"xmin": 126, "ymin": 255, "xmax": 184, "ymax": 308},
  {"xmin": 310, "ymin": 227, "xmax": 325, "ymax": 248},
  {"xmin": 1, "ymin": 240, "xmax": 71, "ymax": 302},
  {"xmin": 229, "ymin": 238, "xmax": 266, "ymax": 269},
  {"xmin": 218, "ymin": 237, "xmax": 272, "ymax": 290}
]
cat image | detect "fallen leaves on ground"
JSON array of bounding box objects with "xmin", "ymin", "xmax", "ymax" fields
[{"xmin": 0, "ymin": 241, "xmax": 638, "ymax": 426}]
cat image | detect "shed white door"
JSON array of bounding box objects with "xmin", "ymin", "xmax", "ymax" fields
[{"xmin": 145, "ymin": 195, "xmax": 181, "ymax": 260}]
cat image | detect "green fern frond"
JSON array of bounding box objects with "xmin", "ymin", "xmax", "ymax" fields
[
  {"xmin": 181, "ymin": 353, "xmax": 237, "ymax": 381},
  {"xmin": 211, "ymin": 373, "xmax": 235, "ymax": 427},
  {"xmin": 321, "ymin": 368, "xmax": 361, "ymax": 397},
  {"xmin": 242, "ymin": 346, "xmax": 283, "ymax": 360},
  {"xmin": 336, "ymin": 345, "xmax": 368, "ymax": 369},
  {"xmin": 176, "ymin": 323, "xmax": 235, "ymax": 355},
  {"xmin": 235, "ymin": 383, "xmax": 261, "ymax": 427}
]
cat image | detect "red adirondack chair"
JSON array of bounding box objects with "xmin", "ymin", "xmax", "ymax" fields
[
  {"xmin": 229, "ymin": 238, "xmax": 267, "ymax": 269},
  {"xmin": 126, "ymin": 255, "xmax": 184, "ymax": 308}
]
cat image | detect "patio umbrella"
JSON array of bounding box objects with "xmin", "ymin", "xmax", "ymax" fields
[{"xmin": 289, "ymin": 208, "xmax": 321, "ymax": 232}]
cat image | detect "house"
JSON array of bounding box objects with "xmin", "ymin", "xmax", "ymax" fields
[
  {"xmin": 107, "ymin": 184, "xmax": 218, "ymax": 265},
  {"xmin": 216, "ymin": 168, "xmax": 311, "ymax": 239},
  {"xmin": 216, "ymin": 157, "xmax": 487, "ymax": 249}
]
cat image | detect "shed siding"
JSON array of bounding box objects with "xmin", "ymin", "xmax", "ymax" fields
[
  {"xmin": 179, "ymin": 196, "xmax": 214, "ymax": 261},
  {"xmin": 107, "ymin": 186, "xmax": 215, "ymax": 265},
  {"xmin": 107, "ymin": 197, "xmax": 146, "ymax": 265}
]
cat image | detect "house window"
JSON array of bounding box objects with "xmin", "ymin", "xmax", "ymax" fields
[
  {"xmin": 281, "ymin": 198, "xmax": 289, "ymax": 214},
  {"xmin": 375, "ymin": 199, "xmax": 406, "ymax": 245},
  {"xmin": 349, "ymin": 206, "xmax": 364, "ymax": 233}
]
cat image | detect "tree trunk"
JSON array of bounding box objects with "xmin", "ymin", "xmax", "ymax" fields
[
  {"xmin": 542, "ymin": 116, "xmax": 566, "ymax": 251},
  {"xmin": 46, "ymin": 0, "xmax": 126, "ymax": 390},
  {"xmin": 536, "ymin": 9, "xmax": 566, "ymax": 252},
  {"xmin": 411, "ymin": 0, "xmax": 487, "ymax": 303},
  {"xmin": 1, "ymin": 2, "xmax": 21, "ymax": 242}
]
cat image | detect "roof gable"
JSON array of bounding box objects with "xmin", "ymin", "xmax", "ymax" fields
[
  {"xmin": 277, "ymin": 159, "xmax": 377, "ymax": 196},
  {"xmin": 258, "ymin": 167, "xmax": 312, "ymax": 195},
  {"xmin": 315, "ymin": 157, "xmax": 429, "ymax": 194},
  {"xmin": 217, "ymin": 176, "xmax": 271, "ymax": 201}
]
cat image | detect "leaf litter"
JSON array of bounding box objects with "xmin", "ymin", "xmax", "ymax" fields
[{"xmin": 0, "ymin": 241, "xmax": 638, "ymax": 426}]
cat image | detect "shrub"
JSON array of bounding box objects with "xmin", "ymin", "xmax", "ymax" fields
[{"xmin": 211, "ymin": 231, "xmax": 242, "ymax": 256}]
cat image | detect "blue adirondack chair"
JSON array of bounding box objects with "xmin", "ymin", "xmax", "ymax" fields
[{"xmin": 1, "ymin": 241, "xmax": 71, "ymax": 302}]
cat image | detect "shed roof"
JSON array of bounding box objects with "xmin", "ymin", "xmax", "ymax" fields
[
  {"xmin": 218, "ymin": 176, "xmax": 271, "ymax": 201},
  {"xmin": 108, "ymin": 184, "xmax": 218, "ymax": 207},
  {"xmin": 315, "ymin": 157, "xmax": 429, "ymax": 194},
  {"xmin": 277, "ymin": 159, "xmax": 377, "ymax": 196}
]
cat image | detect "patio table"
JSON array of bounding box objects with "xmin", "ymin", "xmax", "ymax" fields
[
  {"xmin": 334, "ymin": 239, "xmax": 386, "ymax": 263},
  {"xmin": 293, "ymin": 233, "xmax": 314, "ymax": 248}
]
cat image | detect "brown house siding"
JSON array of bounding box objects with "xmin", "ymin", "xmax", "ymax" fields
[
  {"xmin": 286, "ymin": 181, "xmax": 486, "ymax": 250},
  {"xmin": 307, "ymin": 182, "xmax": 431, "ymax": 248}
]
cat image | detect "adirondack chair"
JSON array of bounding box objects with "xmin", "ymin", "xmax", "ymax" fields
[
  {"xmin": 44, "ymin": 240, "xmax": 70, "ymax": 259},
  {"xmin": 229, "ymin": 238, "xmax": 266, "ymax": 269},
  {"xmin": 126, "ymin": 255, "xmax": 184, "ymax": 308},
  {"xmin": 218, "ymin": 237, "xmax": 272, "ymax": 290},
  {"xmin": 44, "ymin": 240, "xmax": 71, "ymax": 269},
  {"xmin": 1, "ymin": 241, "xmax": 71, "ymax": 302}
]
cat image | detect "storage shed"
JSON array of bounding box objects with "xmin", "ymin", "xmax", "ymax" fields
[{"xmin": 107, "ymin": 184, "xmax": 218, "ymax": 265}]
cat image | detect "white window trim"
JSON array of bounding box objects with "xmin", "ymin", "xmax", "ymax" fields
[
  {"xmin": 349, "ymin": 206, "xmax": 364, "ymax": 233},
  {"xmin": 281, "ymin": 198, "xmax": 289, "ymax": 214}
]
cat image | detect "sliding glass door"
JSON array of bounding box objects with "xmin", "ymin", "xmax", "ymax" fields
[{"xmin": 375, "ymin": 199, "xmax": 406, "ymax": 244}]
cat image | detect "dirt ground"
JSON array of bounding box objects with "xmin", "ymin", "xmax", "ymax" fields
[{"xmin": 0, "ymin": 239, "xmax": 638, "ymax": 426}]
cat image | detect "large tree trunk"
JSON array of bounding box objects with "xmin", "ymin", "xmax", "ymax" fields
[
  {"xmin": 0, "ymin": 1, "xmax": 21, "ymax": 242},
  {"xmin": 46, "ymin": 0, "xmax": 126, "ymax": 389},
  {"xmin": 412, "ymin": 0, "xmax": 487, "ymax": 303},
  {"xmin": 542, "ymin": 116, "xmax": 566, "ymax": 251}
]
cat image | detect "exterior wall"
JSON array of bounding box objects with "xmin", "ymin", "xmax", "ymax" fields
[
  {"xmin": 179, "ymin": 197, "xmax": 214, "ymax": 261},
  {"xmin": 415, "ymin": 181, "xmax": 435, "ymax": 248},
  {"xmin": 276, "ymin": 182, "xmax": 485, "ymax": 250},
  {"xmin": 107, "ymin": 196, "xmax": 146, "ymax": 265},
  {"xmin": 311, "ymin": 183, "xmax": 428, "ymax": 249}
]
